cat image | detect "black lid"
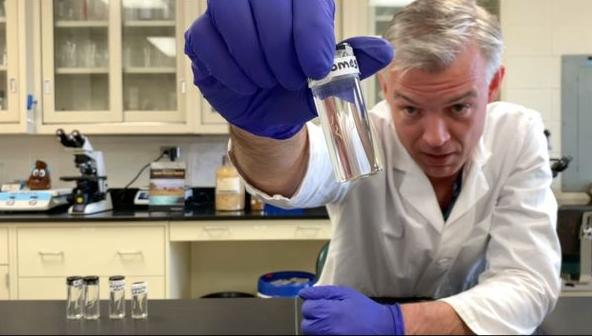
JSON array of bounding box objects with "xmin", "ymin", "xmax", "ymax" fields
[
  {"xmin": 66, "ymin": 276, "xmax": 83, "ymax": 285},
  {"xmin": 109, "ymin": 275, "xmax": 125, "ymax": 281},
  {"xmin": 83, "ymin": 276, "xmax": 99, "ymax": 284}
]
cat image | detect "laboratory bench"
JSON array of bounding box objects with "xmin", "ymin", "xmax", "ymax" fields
[{"xmin": 0, "ymin": 296, "xmax": 590, "ymax": 335}]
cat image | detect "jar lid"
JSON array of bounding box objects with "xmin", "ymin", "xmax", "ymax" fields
[
  {"xmin": 83, "ymin": 275, "xmax": 99, "ymax": 284},
  {"xmin": 109, "ymin": 275, "xmax": 125, "ymax": 281},
  {"xmin": 66, "ymin": 276, "xmax": 83, "ymax": 285},
  {"xmin": 257, "ymin": 271, "xmax": 315, "ymax": 298}
]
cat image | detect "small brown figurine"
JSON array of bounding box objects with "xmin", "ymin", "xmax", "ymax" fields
[{"xmin": 27, "ymin": 160, "xmax": 51, "ymax": 190}]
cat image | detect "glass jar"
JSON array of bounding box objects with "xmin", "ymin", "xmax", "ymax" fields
[
  {"xmin": 109, "ymin": 275, "xmax": 126, "ymax": 319},
  {"xmin": 66, "ymin": 276, "xmax": 84, "ymax": 319},
  {"xmin": 131, "ymin": 281, "xmax": 148, "ymax": 319},
  {"xmin": 83, "ymin": 275, "xmax": 100, "ymax": 319},
  {"xmin": 215, "ymin": 154, "xmax": 245, "ymax": 211}
]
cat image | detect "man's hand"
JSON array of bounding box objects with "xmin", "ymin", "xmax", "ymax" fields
[
  {"xmin": 184, "ymin": 0, "xmax": 393, "ymax": 140},
  {"xmin": 299, "ymin": 286, "xmax": 405, "ymax": 335}
]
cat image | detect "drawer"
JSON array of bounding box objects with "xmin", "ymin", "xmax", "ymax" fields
[
  {"xmin": 17, "ymin": 226, "xmax": 165, "ymax": 277},
  {"xmin": 18, "ymin": 276, "xmax": 165, "ymax": 300},
  {"xmin": 0, "ymin": 228, "xmax": 7, "ymax": 264},
  {"xmin": 170, "ymin": 220, "xmax": 332, "ymax": 241},
  {"xmin": 0, "ymin": 266, "xmax": 8, "ymax": 299}
]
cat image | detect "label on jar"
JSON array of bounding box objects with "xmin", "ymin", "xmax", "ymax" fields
[
  {"xmin": 217, "ymin": 177, "xmax": 241, "ymax": 193},
  {"xmin": 328, "ymin": 56, "xmax": 360, "ymax": 79},
  {"xmin": 131, "ymin": 283, "xmax": 148, "ymax": 296},
  {"xmin": 110, "ymin": 280, "xmax": 125, "ymax": 292}
]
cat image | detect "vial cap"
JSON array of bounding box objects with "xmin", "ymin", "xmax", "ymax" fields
[
  {"xmin": 83, "ymin": 275, "xmax": 99, "ymax": 284},
  {"xmin": 109, "ymin": 275, "xmax": 125, "ymax": 281},
  {"xmin": 66, "ymin": 276, "xmax": 83, "ymax": 285}
]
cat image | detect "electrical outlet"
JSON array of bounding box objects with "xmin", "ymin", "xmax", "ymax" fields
[{"xmin": 160, "ymin": 146, "xmax": 180, "ymax": 162}]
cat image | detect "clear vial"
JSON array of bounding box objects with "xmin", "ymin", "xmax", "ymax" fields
[
  {"xmin": 131, "ymin": 281, "xmax": 148, "ymax": 319},
  {"xmin": 308, "ymin": 43, "xmax": 383, "ymax": 182},
  {"xmin": 66, "ymin": 276, "xmax": 84, "ymax": 319},
  {"xmin": 109, "ymin": 275, "xmax": 126, "ymax": 319},
  {"xmin": 83, "ymin": 276, "xmax": 100, "ymax": 320}
]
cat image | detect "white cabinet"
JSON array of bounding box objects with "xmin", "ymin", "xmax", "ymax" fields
[
  {"xmin": 39, "ymin": 0, "xmax": 197, "ymax": 134},
  {"xmin": 0, "ymin": 0, "xmax": 35, "ymax": 133},
  {"xmin": 0, "ymin": 266, "xmax": 8, "ymax": 299},
  {"xmin": 15, "ymin": 223, "xmax": 167, "ymax": 299}
]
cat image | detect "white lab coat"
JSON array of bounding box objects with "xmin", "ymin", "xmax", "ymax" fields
[{"xmin": 244, "ymin": 100, "xmax": 561, "ymax": 335}]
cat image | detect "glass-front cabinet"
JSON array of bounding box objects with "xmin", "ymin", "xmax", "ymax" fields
[
  {"xmin": 0, "ymin": 0, "xmax": 19, "ymax": 124},
  {"xmin": 41, "ymin": 0, "xmax": 189, "ymax": 130}
]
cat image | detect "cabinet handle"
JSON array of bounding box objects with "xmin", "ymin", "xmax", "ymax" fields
[
  {"xmin": 38, "ymin": 251, "xmax": 64, "ymax": 257},
  {"xmin": 43, "ymin": 80, "xmax": 52, "ymax": 95},
  {"xmin": 180, "ymin": 79, "xmax": 186, "ymax": 94},
  {"xmin": 9, "ymin": 78, "xmax": 17, "ymax": 93},
  {"xmin": 117, "ymin": 250, "xmax": 143, "ymax": 256}
]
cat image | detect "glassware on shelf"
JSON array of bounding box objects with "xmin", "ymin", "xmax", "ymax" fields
[
  {"xmin": 143, "ymin": 44, "xmax": 152, "ymax": 67},
  {"xmin": 127, "ymin": 86, "xmax": 140, "ymax": 110},
  {"xmin": 90, "ymin": 0, "xmax": 108, "ymax": 21},
  {"xmin": 138, "ymin": 4, "xmax": 152, "ymax": 21},
  {"xmin": 63, "ymin": 39, "xmax": 77, "ymax": 67},
  {"xmin": 161, "ymin": 0, "xmax": 174, "ymax": 20},
  {"xmin": 95, "ymin": 46, "xmax": 108, "ymax": 68}
]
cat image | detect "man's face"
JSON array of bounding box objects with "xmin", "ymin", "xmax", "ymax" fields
[{"xmin": 380, "ymin": 43, "xmax": 504, "ymax": 181}]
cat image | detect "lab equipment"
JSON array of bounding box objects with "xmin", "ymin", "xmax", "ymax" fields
[
  {"xmin": 0, "ymin": 189, "xmax": 70, "ymax": 212},
  {"xmin": 131, "ymin": 281, "xmax": 148, "ymax": 319},
  {"xmin": 184, "ymin": 0, "xmax": 394, "ymax": 139},
  {"xmin": 56, "ymin": 129, "xmax": 112, "ymax": 215},
  {"xmin": 299, "ymin": 286, "xmax": 404, "ymax": 335},
  {"xmin": 83, "ymin": 276, "xmax": 100, "ymax": 319},
  {"xmin": 66, "ymin": 276, "xmax": 84, "ymax": 320},
  {"xmin": 109, "ymin": 275, "xmax": 126, "ymax": 319},
  {"xmin": 309, "ymin": 43, "xmax": 383, "ymax": 182}
]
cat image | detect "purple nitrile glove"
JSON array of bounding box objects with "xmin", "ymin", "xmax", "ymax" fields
[
  {"xmin": 299, "ymin": 286, "xmax": 405, "ymax": 335},
  {"xmin": 184, "ymin": 0, "xmax": 394, "ymax": 140}
]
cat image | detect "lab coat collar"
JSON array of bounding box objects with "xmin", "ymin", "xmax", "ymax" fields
[{"xmin": 389, "ymin": 123, "xmax": 491, "ymax": 232}]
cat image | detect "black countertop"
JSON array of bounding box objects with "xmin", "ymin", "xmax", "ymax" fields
[
  {"xmin": 0, "ymin": 207, "xmax": 329, "ymax": 222},
  {"xmin": 0, "ymin": 297, "xmax": 589, "ymax": 335}
]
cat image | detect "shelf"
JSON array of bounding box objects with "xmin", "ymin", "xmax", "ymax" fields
[
  {"xmin": 124, "ymin": 67, "xmax": 176, "ymax": 74},
  {"xmin": 55, "ymin": 20, "xmax": 109, "ymax": 28},
  {"xmin": 123, "ymin": 20, "xmax": 176, "ymax": 28},
  {"xmin": 55, "ymin": 67, "xmax": 109, "ymax": 74}
]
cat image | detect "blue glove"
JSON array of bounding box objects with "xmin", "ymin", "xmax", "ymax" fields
[
  {"xmin": 299, "ymin": 286, "xmax": 405, "ymax": 335},
  {"xmin": 184, "ymin": 0, "xmax": 394, "ymax": 139}
]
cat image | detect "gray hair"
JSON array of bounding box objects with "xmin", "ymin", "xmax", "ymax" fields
[{"xmin": 383, "ymin": 0, "xmax": 503, "ymax": 82}]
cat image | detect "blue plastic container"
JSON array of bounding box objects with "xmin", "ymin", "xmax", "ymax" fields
[{"xmin": 257, "ymin": 271, "xmax": 316, "ymax": 298}]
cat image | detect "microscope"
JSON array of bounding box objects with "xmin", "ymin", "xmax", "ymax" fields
[{"xmin": 57, "ymin": 129, "xmax": 112, "ymax": 215}]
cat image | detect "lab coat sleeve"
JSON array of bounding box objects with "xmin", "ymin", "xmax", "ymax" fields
[
  {"xmin": 238, "ymin": 122, "xmax": 352, "ymax": 209},
  {"xmin": 440, "ymin": 116, "xmax": 561, "ymax": 334}
]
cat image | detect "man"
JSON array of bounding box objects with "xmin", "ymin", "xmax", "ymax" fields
[{"xmin": 184, "ymin": 0, "xmax": 561, "ymax": 334}]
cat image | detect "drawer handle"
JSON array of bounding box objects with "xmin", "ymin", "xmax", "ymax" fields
[
  {"xmin": 204, "ymin": 226, "xmax": 230, "ymax": 239},
  {"xmin": 117, "ymin": 250, "xmax": 143, "ymax": 256},
  {"xmin": 38, "ymin": 251, "xmax": 64, "ymax": 257},
  {"xmin": 295, "ymin": 226, "xmax": 321, "ymax": 238}
]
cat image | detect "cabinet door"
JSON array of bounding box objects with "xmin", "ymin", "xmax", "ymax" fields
[
  {"xmin": 0, "ymin": 0, "xmax": 19, "ymax": 123},
  {"xmin": 121, "ymin": 0, "xmax": 186, "ymax": 123},
  {"xmin": 42, "ymin": 0, "xmax": 120, "ymax": 123},
  {"xmin": 0, "ymin": 266, "xmax": 8, "ymax": 299}
]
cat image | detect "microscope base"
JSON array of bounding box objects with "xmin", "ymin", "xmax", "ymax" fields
[{"xmin": 68, "ymin": 194, "xmax": 112, "ymax": 216}]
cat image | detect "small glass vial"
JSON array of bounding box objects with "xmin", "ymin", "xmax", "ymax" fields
[
  {"xmin": 83, "ymin": 276, "xmax": 100, "ymax": 320},
  {"xmin": 109, "ymin": 275, "xmax": 126, "ymax": 319},
  {"xmin": 215, "ymin": 154, "xmax": 245, "ymax": 211},
  {"xmin": 131, "ymin": 281, "xmax": 148, "ymax": 319},
  {"xmin": 66, "ymin": 276, "xmax": 84, "ymax": 320},
  {"xmin": 250, "ymin": 195, "xmax": 265, "ymax": 213},
  {"xmin": 308, "ymin": 43, "xmax": 383, "ymax": 182}
]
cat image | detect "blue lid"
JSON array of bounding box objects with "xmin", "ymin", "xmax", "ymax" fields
[{"xmin": 257, "ymin": 271, "xmax": 316, "ymax": 297}]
